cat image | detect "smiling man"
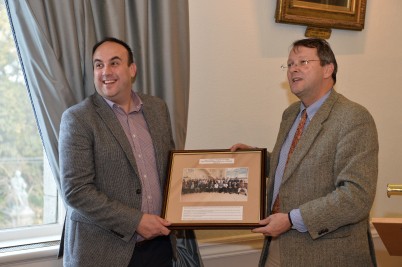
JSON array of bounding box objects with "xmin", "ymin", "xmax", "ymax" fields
[
  {"xmin": 231, "ymin": 38, "xmax": 379, "ymax": 266},
  {"xmin": 92, "ymin": 40, "xmax": 137, "ymax": 111},
  {"xmin": 58, "ymin": 37, "xmax": 201, "ymax": 267}
]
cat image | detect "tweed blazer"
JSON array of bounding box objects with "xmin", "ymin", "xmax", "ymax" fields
[
  {"xmin": 58, "ymin": 92, "xmax": 175, "ymax": 267},
  {"xmin": 259, "ymin": 90, "xmax": 379, "ymax": 267}
]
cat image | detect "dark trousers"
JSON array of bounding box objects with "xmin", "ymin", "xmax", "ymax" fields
[{"xmin": 128, "ymin": 236, "xmax": 173, "ymax": 267}]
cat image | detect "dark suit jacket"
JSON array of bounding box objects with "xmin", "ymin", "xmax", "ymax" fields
[
  {"xmin": 259, "ymin": 90, "xmax": 379, "ymax": 267},
  {"xmin": 59, "ymin": 92, "xmax": 175, "ymax": 267}
]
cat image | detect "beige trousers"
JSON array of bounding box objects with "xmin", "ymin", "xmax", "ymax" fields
[{"xmin": 265, "ymin": 237, "xmax": 280, "ymax": 267}]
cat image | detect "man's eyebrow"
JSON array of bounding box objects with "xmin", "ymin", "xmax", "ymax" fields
[
  {"xmin": 110, "ymin": 56, "xmax": 122, "ymax": 61},
  {"xmin": 93, "ymin": 56, "xmax": 122, "ymax": 64}
]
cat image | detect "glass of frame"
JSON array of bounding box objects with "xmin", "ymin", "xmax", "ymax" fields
[
  {"xmin": 275, "ymin": 0, "xmax": 367, "ymax": 30},
  {"xmin": 161, "ymin": 149, "xmax": 267, "ymax": 229}
]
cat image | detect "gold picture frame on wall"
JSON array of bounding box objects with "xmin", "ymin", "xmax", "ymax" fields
[{"xmin": 275, "ymin": 0, "xmax": 367, "ymax": 31}]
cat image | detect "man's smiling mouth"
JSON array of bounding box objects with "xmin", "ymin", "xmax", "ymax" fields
[{"xmin": 103, "ymin": 79, "xmax": 117, "ymax": 84}]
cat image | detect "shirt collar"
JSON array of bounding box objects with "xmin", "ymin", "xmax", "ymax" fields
[
  {"xmin": 103, "ymin": 90, "xmax": 143, "ymax": 113},
  {"xmin": 301, "ymin": 89, "xmax": 332, "ymax": 121}
]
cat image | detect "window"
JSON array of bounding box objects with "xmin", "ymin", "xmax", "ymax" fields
[{"xmin": 0, "ymin": 1, "xmax": 62, "ymax": 249}]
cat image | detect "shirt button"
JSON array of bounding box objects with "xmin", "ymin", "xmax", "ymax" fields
[{"xmin": 136, "ymin": 189, "xmax": 142, "ymax": 194}]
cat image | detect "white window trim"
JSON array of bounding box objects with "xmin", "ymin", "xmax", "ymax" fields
[
  {"xmin": 0, "ymin": 197, "xmax": 64, "ymax": 265},
  {"xmin": 0, "ymin": 223, "xmax": 63, "ymax": 248},
  {"xmin": 0, "ymin": 242, "xmax": 60, "ymax": 265}
]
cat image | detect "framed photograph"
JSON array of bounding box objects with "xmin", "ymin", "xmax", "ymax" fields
[
  {"xmin": 161, "ymin": 149, "xmax": 267, "ymax": 229},
  {"xmin": 275, "ymin": 0, "xmax": 367, "ymax": 31}
]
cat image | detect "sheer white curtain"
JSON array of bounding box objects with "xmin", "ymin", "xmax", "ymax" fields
[{"xmin": 5, "ymin": 0, "xmax": 189, "ymax": 189}]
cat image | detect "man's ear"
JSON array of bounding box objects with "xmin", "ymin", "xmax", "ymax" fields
[
  {"xmin": 323, "ymin": 63, "xmax": 334, "ymax": 79},
  {"xmin": 130, "ymin": 63, "xmax": 137, "ymax": 83}
]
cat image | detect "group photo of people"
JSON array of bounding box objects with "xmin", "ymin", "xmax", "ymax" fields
[{"xmin": 180, "ymin": 167, "xmax": 249, "ymax": 202}]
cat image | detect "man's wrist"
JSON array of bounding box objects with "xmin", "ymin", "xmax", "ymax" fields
[{"xmin": 288, "ymin": 212, "xmax": 293, "ymax": 228}]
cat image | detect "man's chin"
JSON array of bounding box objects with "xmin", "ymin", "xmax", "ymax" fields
[{"xmin": 290, "ymin": 87, "xmax": 302, "ymax": 96}]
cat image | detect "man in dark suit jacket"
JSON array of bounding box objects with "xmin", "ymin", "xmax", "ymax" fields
[
  {"xmin": 231, "ymin": 38, "xmax": 378, "ymax": 266},
  {"xmin": 59, "ymin": 37, "xmax": 201, "ymax": 267}
]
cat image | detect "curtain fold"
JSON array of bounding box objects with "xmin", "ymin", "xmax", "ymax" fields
[{"xmin": 5, "ymin": 0, "xmax": 189, "ymax": 190}]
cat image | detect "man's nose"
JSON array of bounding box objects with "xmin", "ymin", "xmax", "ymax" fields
[{"xmin": 102, "ymin": 64, "xmax": 112, "ymax": 74}]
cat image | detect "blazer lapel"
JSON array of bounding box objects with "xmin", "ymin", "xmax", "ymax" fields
[
  {"xmin": 92, "ymin": 93, "xmax": 140, "ymax": 177},
  {"xmin": 269, "ymin": 103, "xmax": 300, "ymax": 182},
  {"xmin": 282, "ymin": 91, "xmax": 340, "ymax": 183},
  {"xmin": 141, "ymin": 97, "xmax": 165, "ymax": 184}
]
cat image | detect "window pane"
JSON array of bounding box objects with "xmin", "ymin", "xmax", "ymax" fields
[{"xmin": 0, "ymin": 1, "xmax": 58, "ymax": 230}]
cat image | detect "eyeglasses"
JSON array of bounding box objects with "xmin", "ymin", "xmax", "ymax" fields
[{"xmin": 281, "ymin": 59, "xmax": 321, "ymax": 70}]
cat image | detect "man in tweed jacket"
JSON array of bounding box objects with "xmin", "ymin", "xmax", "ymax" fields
[
  {"xmin": 231, "ymin": 38, "xmax": 378, "ymax": 266},
  {"xmin": 59, "ymin": 37, "xmax": 201, "ymax": 266}
]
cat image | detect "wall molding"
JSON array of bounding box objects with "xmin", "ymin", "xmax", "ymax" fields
[
  {"xmin": 199, "ymin": 223, "xmax": 380, "ymax": 260},
  {"xmin": 198, "ymin": 233, "xmax": 264, "ymax": 260}
]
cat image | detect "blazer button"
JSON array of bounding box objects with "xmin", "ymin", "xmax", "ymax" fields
[
  {"xmin": 136, "ymin": 189, "xmax": 142, "ymax": 194},
  {"xmin": 318, "ymin": 228, "xmax": 329, "ymax": 235}
]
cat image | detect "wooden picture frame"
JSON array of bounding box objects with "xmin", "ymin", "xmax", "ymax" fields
[
  {"xmin": 161, "ymin": 149, "xmax": 267, "ymax": 229},
  {"xmin": 275, "ymin": 0, "xmax": 367, "ymax": 31}
]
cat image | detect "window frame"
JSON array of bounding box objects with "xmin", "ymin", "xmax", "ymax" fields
[
  {"xmin": 0, "ymin": 198, "xmax": 64, "ymax": 249},
  {"xmin": 0, "ymin": 0, "xmax": 64, "ymax": 254}
]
